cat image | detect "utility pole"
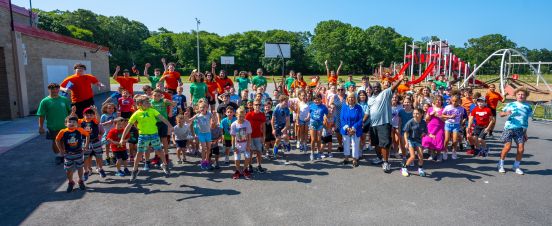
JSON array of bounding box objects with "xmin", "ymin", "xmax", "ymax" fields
[{"xmin": 195, "ymin": 18, "xmax": 201, "ymax": 71}]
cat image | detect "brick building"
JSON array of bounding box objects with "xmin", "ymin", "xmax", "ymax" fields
[{"xmin": 0, "ymin": 0, "xmax": 110, "ymax": 119}]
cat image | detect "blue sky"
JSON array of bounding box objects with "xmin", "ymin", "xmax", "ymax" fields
[{"xmin": 13, "ymin": 0, "xmax": 552, "ymax": 49}]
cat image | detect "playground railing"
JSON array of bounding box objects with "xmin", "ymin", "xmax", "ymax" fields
[{"xmin": 532, "ymin": 102, "xmax": 552, "ymax": 121}]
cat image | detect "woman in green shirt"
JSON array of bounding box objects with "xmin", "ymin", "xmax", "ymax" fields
[
  {"xmin": 234, "ymin": 71, "xmax": 251, "ymax": 95},
  {"xmin": 190, "ymin": 72, "xmax": 208, "ymax": 105}
]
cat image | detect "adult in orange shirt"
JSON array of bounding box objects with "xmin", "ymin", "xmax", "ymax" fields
[
  {"xmin": 113, "ymin": 65, "xmax": 140, "ymax": 95},
  {"xmin": 211, "ymin": 62, "xmax": 234, "ymax": 100},
  {"xmin": 325, "ymin": 60, "xmax": 343, "ymax": 85},
  {"xmin": 158, "ymin": 62, "xmax": 182, "ymax": 93},
  {"xmin": 291, "ymin": 73, "xmax": 307, "ymax": 90},
  {"xmin": 485, "ymin": 84, "xmax": 504, "ymax": 136},
  {"xmin": 60, "ymin": 63, "xmax": 103, "ymax": 118}
]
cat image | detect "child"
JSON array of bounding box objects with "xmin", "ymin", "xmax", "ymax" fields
[
  {"xmin": 80, "ymin": 106, "xmax": 106, "ymax": 180},
  {"xmin": 245, "ymin": 100, "xmax": 268, "ymax": 173},
  {"xmin": 100, "ymin": 103, "xmax": 117, "ymax": 165},
  {"xmin": 173, "ymin": 114, "xmax": 193, "ymax": 164},
  {"xmin": 295, "ymin": 89, "xmax": 310, "ymax": 153},
  {"xmin": 391, "ymin": 94, "xmax": 403, "ymax": 159},
  {"xmin": 106, "ymin": 117, "xmax": 131, "ymax": 177},
  {"xmin": 56, "ymin": 116, "xmax": 90, "ymax": 192},
  {"xmin": 220, "ymin": 106, "xmax": 237, "ymax": 165},
  {"xmin": 442, "ymin": 95, "xmax": 466, "ymax": 160},
  {"xmin": 264, "ymin": 103, "xmax": 276, "ymax": 158},
  {"xmin": 398, "ymin": 97, "xmax": 414, "ymax": 164},
  {"xmin": 498, "ymin": 88, "xmax": 532, "ymax": 175},
  {"xmin": 321, "ymin": 103, "xmax": 336, "ymax": 158},
  {"xmin": 230, "ymin": 107, "xmax": 253, "ymax": 179},
  {"xmin": 210, "ymin": 116, "xmax": 223, "ymax": 169},
  {"xmin": 118, "ymin": 89, "xmax": 135, "ymax": 119},
  {"xmin": 150, "ymin": 88, "xmax": 176, "ymax": 166},
  {"xmin": 190, "ymin": 102, "xmax": 215, "ymax": 170},
  {"xmin": 402, "ymin": 108, "xmax": 428, "ymax": 177},
  {"xmin": 235, "ymin": 71, "xmax": 250, "ymax": 95},
  {"xmin": 307, "ymin": 94, "xmax": 328, "ymax": 161},
  {"xmin": 121, "ymin": 95, "xmax": 173, "ymax": 182},
  {"xmin": 485, "ymin": 84, "xmax": 504, "ymax": 137},
  {"xmin": 272, "ymin": 95, "xmax": 292, "ymax": 164},
  {"xmin": 171, "ymin": 86, "xmax": 188, "ymax": 121},
  {"xmin": 468, "ymin": 97, "xmax": 495, "ymax": 157}
]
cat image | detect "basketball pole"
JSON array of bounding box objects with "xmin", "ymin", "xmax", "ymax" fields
[{"xmin": 277, "ymin": 43, "xmax": 285, "ymax": 77}]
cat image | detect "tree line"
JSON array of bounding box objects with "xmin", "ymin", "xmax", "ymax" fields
[{"xmin": 35, "ymin": 9, "xmax": 552, "ymax": 75}]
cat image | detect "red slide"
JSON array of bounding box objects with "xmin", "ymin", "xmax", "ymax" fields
[
  {"xmin": 391, "ymin": 62, "xmax": 410, "ymax": 80},
  {"xmin": 406, "ymin": 62, "xmax": 436, "ymax": 85}
]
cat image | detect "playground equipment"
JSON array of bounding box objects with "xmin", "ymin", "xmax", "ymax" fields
[{"xmin": 460, "ymin": 48, "xmax": 552, "ymax": 96}]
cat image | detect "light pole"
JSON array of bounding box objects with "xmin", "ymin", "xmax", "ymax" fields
[{"xmin": 195, "ymin": 18, "xmax": 200, "ymax": 71}]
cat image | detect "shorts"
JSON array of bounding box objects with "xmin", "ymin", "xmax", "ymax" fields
[
  {"xmin": 207, "ymin": 97, "xmax": 216, "ymax": 106},
  {"xmin": 369, "ymin": 123, "xmax": 392, "ymax": 149},
  {"xmin": 72, "ymin": 98, "xmax": 94, "ymax": 118},
  {"xmin": 197, "ymin": 132, "xmax": 212, "ymax": 143},
  {"xmin": 490, "ymin": 108, "xmax": 497, "ymax": 117},
  {"xmin": 472, "ymin": 126, "xmax": 489, "ymax": 139},
  {"xmin": 46, "ymin": 129, "xmax": 60, "ymax": 140},
  {"xmin": 444, "ymin": 123, "xmax": 461, "ymax": 132},
  {"xmin": 309, "ymin": 121, "xmax": 324, "ymax": 131},
  {"xmin": 274, "ymin": 124, "xmax": 285, "ymax": 137},
  {"xmin": 121, "ymin": 111, "xmax": 132, "ymax": 119},
  {"xmin": 298, "ymin": 119, "xmax": 308, "ymax": 126},
  {"xmin": 322, "ymin": 135, "xmax": 332, "ymax": 144},
  {"xmin": 113, "ymin": 151, "xmax": 129, "ymax": 161},
  {"xmin": 156, "ymin": 122, "xmax": 168, "ymax": 137},
  {"xmin": 128, "ymin": 134, "xmax": 138, "ymax": 144},
  {"xmin": 64, "ymin": 152, "xmax": 84, "ymax": 171},
  {"xmin": 84, "ymin": 140, "xmax": 103, "ymax": 158},
  {"xmin": 224, "ymin": 139, "xmax": 232, "ymax": 148},
  {"xmin": 169, "ymin": 115, "xmax": 176, "ymax": 126},
  {"xmin": 210, "ymin": 145, "xmax": 220, "ymax": 156},
  {"xmin": 233, "ymin": 143, "xmax": 251, "ymax": 161},
  {"xmin": 407, "ymin": 140, "xmax": 422, "ymax": 148},
  {"xmin": 137, "ymin": 134, "xmax": 161, "ymax": 152},
  {"xmin": 176, "ymin": 140, "xmax": 188, "ymax": 148},
  {"xmin": 362, "ymin": 121, "xmax": 371, "ymax": 133},
  {"xmin": 251, "ymin": 138, "xmax": 263, "ymax": 151},
  {"xmin": 500, "ymin": 128, "xmax": 527, "ymax": 144}
]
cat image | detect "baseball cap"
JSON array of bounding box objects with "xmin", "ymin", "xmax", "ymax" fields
[
  {"xmin": 476, "ymin": 97, "xmax": 485, "ymax": 101},
  {"xmin": 83, "ymin": 107, "xmax": 94, "ymax": 114}
]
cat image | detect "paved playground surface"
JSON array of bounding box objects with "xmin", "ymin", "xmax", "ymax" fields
[{"xmin": 0, "ymin": 84, "xmax": 551, "ymax": 225}]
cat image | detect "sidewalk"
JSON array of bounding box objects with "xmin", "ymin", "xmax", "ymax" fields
[{"xmin": 0, "ymin": 116, "xmax": 38, "ymax": 155}]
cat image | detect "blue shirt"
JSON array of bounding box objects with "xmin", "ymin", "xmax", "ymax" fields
[
  {"xmin": 109, "ymin": 92, "xmax": 122, "ymax": 106},
  {"xmin": 502, "ymin": 101, "xmax": 532, "ymax": 130},
  {"xmin": 340, "ymin": 104, "xmax": 364, "ymax": 137},
  {"xmin": 172, "ymin": 94, "xmax": 187, "ymax": 116},
  {"xmin": 399, "ymin": 108, "xmax": 414, "ymax": 132},
  {"xmin": 272, "ymin": 105, "xmax": 290, "ymax": 128},
  {"xmin": 309, "ymin": 103, "xmax": 328, "ymax": 125}
]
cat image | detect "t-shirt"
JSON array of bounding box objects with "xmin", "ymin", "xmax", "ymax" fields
[
  {"xmin": 106, "ymin": 128, "xmax": 130, "ymax": 152},
  {"xmin": 129, "ymin": 108, "xmax": 161, "ymax": 135},
  {"xmin": 434, "ymin": 81, "xmax": 447, "ymax": 90},
  {"xmin": 485, "ymin": 91, "xmax": 503, "ymax": 109},
  {"xmin": 172, "ymin": 94, "xmax": 187, "ymax": 116},
  {"xmin": 173, "ymin": 123, "xmax": 192, "ymax": 141},
  {"xmin": 235, "ymin": 77, "xmax": 250, "ymax": 93},
  {"xmin": 470, "ymin": 106, "xmax": 492, "ymax": 127},
  {"xmin": 194, "ymin": 112, "xmax": 212, "ymax": 134},
  {"xmin": 245, "ymin": 111, "xmax": 266, "ymax": 138},
  {"xmin": 79, "ymin": 118, "xmax": 100, "ymax": 141},
  {"xmin": 60, "ymin": 74, "xmax": 99, "ymax": 103},
  {"xmin": 502, "ymin": 101, "xmax": 532, "ymax": 130},
  {"xmin": 285, "ymin": 77, "xmax": 295, "ymax": 90},
  {"xmin": 344, "ymin": 81, "xmax": 356, "ymax": 90},
  {"xmin": 251, "ymin": 75, "xmax": 267, "ymax": 88},
  {"xmin": 115, "ymin": 76, "xmax": 139, "ymax": 95},
  {"xmin": 162, "ymin": 71, "xmax": 181, "ymax": 90},
  {"xmin": 211, "ymin": 127, "xmax": 223, "ymax": 141},
  {"xmin": 118, "ymin": 97, "xmax": 134, "ymax": 113},
  {"xmin": 37, "ymin": 96, "xmax": 71, "ymax": 131},
  {"xmin": 272, "ymin": 105, "xmax": 290, "ymax": 128},
  {"xmin": 309, "ymin": 103, "xmax": 328, "ymax": 126},
  {"xmin": 368, "ymin": 88, "xmax": 393, "ymax": 126},
  {"xmin": 215, "ymin": 77, "xmax": 234, "ymax": 94},
  {"xmin": 147, "ymin": 75, "xmax": 162, "ymax": 88},
  {"xmin": 217, "ymin": 102, "xmax": 239, "ymax": 116},
  {"xmin": 206, "ymin": 81, "xmax": 221, "ymax": 99},
  {"xmin": 230, "ymin": 120, "xmax": 252, "ymax": 143},
  {"xmin": 230, "ymin": 94, "xmax": 240, "ymax": 105},
  {"xmin": 56, "ymin": 127, "xmax": 89, "ymax": 153},
  {"xmin": 190, "ymin": 82, "xmax": 207, "ymax": 104},
  {"xmin": 291, "ymin": 80, "xmax": 307, "ymax": 89},
  {"xmin": 391, "ymin": 105, "xmax": 403, "ymax": 127},
  {"xmin": 328, "ymin": 74, "xmax": 338, "ymax": 84},
  {"xmin": 151, "ymin": 99, "xmax": 171, "ymax": 121},
  {"xmin": 461, "ymin": 97, "xmax": 474, "ymax": 112},
  {"xmin": 398, "ymin": 108, "xmax": 414, "ymax": 132},
  {"xmin": 220, "ymin": 116, "xmax": 237, "ymax": 140},
  {"xmin": 100, "ymin": 113, "xmax": 117, "ymax": 136},
  {"xmin": 443, "ymin": 105, "xmax": 465, "ymax": 124},
  {"xmin": 404, "ymin": 119, "xmax": 428, "ymax": 143}
]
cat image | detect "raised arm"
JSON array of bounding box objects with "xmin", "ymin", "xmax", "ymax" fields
[
  {"xmin": 391, "ymin": 75, "xmax": 404, "ymax": 92},
  {"xmin": 336, "ymin": 60, "xmax": 343, "ymax": 76},
  {"xmin": 144, "ymin": 63, "xmax": 151, "ymax": 79},
  {"xmin": 211, "ymin": 61, "xmax": 218, "ymax": 77},
  {"xmin": 132, "ymin": 65, "xmax": 141, "ymax": 83},
  {"xmin": 325, "ymin": 60, "xmax": 330, "ymax": 77},
  {"xmin": 113, "ymin": 65, "xmax": 120, "ymax": 80},
  {"xmin": 161, "ymin": 58, "xmax": 167, "ymax": 72}
]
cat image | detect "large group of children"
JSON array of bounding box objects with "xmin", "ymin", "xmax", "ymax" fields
[{"xmin": 51, "ymin": 60, "xmax": 533, "ymax": 193}]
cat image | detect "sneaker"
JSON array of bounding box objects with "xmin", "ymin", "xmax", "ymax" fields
[
  {"xmin": 98, "ymin": 169, "xmax": 107, "ymax": 178},
  {"xmin": 206, "ymin": 164, "xmax": 214, "ymax": 171},
  {"xmin": 177, "ymin": 160, "xmax": 183, "ymax": 164},
  {"xmin": 310, "ymin": 153, "xmax": 314, "ymax": 161},
  {"xmin": 143, "ymin": 163, "xmax": 150, "ymax": 171},
  {"xmin": 214, "ymin": 164, "xmax": 220, "ymax": 170},
  {"xmin": 257, "ymin": 166, "xmax": 267, "ymax": 173},
  {"xmin": 466, "ymin": 149, "xmax": 475, "ymax": 156},
  {"xmin": 513, "ymin": 167, "xmax": 524, "ymax": 175},
  {"xmin": 371, "ymin": 157, "xmax": 383, "ymax": 165},
  {"xmin": 116, "ymin": 170, "xmax": 125, "ymax": 177},
  {"xmin": 451, "ymin": 152, "xmax": 458, "ymax": 160},
  {"xmin": 248, "ymin": 164, "xmax": 254, "ymax": 173},
  {"xmin": 436, "ymin": 153, "xmax": 443, "ymax": 162},
  {"xmin": 78, "ymin": 181, "xmax": 86, "ymax": 191},
  {"xmin": 243, "ymin": 169, "xmax": 252, "ymax": 179},
  {"xmin": 124, "ymin": 168, "xmax": 130, "ymax": 175},
  {"xmin": 382, "ymin": 162, "xmax": 391, "ymax": 173},
  {"xmin": 55, "ymin": 156, "xmax": 64, "ymax": 165},
  {"xmin": 66, "ymin": 182, "xmax": 74, "ymax": 193},
  {"xmin": 232, "ymin": 170, "xmax": 241, "ymax": 179},
  {"xmin": 401, "ymin": 167, "xmax": 409, "ymax": 177},
  {"xmin": 296, "ymin": 142, "xmax": 301, "ymax": 150},
  {"xmin": 428, "ymin": 155, "xmax": 434, "ymax": 161},
  {"xmin": 418, "ymin": 168, "xmax": 426, "ymax": 177},
  {"xmin": 498, "ymin": 164, "xmax": 506, "ymax": 173},
  {"xmin": 284, "ymin": 160, "xmax": 291, "ymax": 165},
  {"xmin": 83, "ymin": 171, "xmax": 89, "ymax": 181},
  {"xmin": 161, "ymin": 164, "xmax": 170, "ymax": 176},
  {"xmin": 316, "ymin": 153, "xmax": 322, "ymax": 160},
  {"xmin": 442, "ymin": 153, "xmax": 448, "ymax": 161},
  {"xmin": 320, "ymin": 153, "xmax": 327, "ymax": 159},
  {"xmin": 328, "ymin": 153, "xmax": 333, "ymax": 158},
  {"xmin": 130, "ymin": 170, "xmax": 139, "ymax": 182}
]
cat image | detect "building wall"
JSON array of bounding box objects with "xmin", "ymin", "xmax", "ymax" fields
[
  {"xmin": 22, "ymin": 35, "xmax": 110, "ymax": 114},
  {"xmin": 0, "ymin": 7, "xmax": 20, "ymax": 119}
]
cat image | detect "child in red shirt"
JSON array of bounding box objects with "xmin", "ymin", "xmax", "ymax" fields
[
  {"xmin": 118, "ymin": 89, "xmax": 135, "ymax": 119},
  {"xmin": 245, "ymin": 100, "xmax": 267, "ymax": 173},
  {"xmin": 106, "ymin": 117, "xmax": 131, "ymax": 177},
  {"xmin": 468, "ymin": 97, "xmax": 495, "ymax": 157}
]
